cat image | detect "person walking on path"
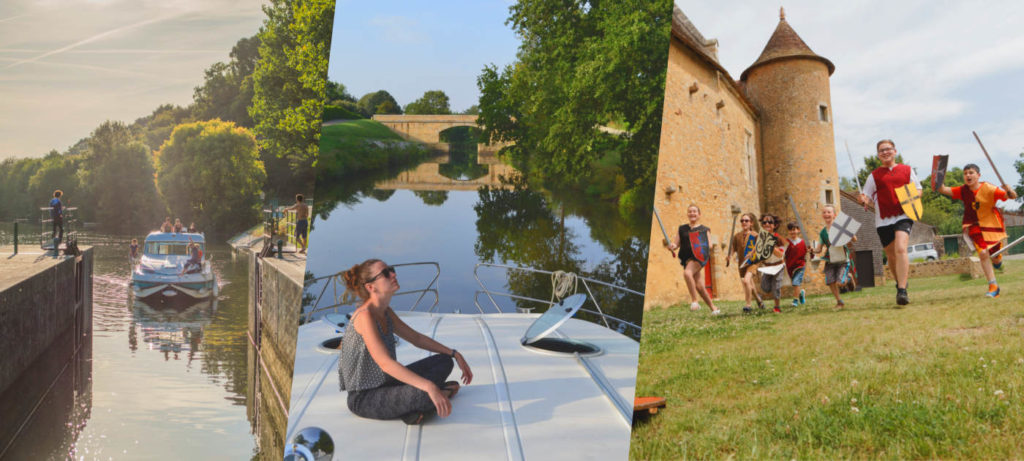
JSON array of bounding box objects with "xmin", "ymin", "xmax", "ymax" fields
[{"xmin": 859, "ymin": 139, "xmax": 918, "ymax": 306}]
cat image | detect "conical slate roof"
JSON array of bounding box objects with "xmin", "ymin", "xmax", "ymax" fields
[{"xmin": 740, "ymin": 8, "xmax": 834, "ymax": 81}]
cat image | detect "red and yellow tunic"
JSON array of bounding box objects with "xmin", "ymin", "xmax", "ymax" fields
[
  {"xmin": 871, "ymin": 164, "xmax": 913, "ymax": 219},
  {"xmin": 952, "ymin": 182, "xmax": 1008, "ymax": 251}
]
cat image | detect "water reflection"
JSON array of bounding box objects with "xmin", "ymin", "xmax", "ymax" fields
[
  {"xmin": 1, "ymin": 238, "xmax": 263, "ymax": 458},
  {"xmin": 305, "ymin": 142, "xmax": 648, "ymax": 327}
]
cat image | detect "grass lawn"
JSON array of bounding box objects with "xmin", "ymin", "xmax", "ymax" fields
[
  {"xmin": 632, "ymin": 260, "xmax": 1024, "ymax": 459},
  {"xmin": 317, "ymin": 119, "xmax": 427, "ymax": 178}
]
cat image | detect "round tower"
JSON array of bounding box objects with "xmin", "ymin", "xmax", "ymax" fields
[{"xmin": 741, "ymin": 8, "xmax": 839, "ymax": 238}]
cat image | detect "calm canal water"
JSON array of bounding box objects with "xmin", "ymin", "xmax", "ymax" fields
[
  {"xmin": 3, "ymin": 235, "xmax": 262, "ymax": 459},
  {"xmin": 304, "ymin": 151, "xmax": 650, "ymax": 328}
]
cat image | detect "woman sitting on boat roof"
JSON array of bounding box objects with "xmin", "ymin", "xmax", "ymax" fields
[
  {"xmin": 339, "ymin": 259, "xmax": 473, "ymax": 425},
  {"xmin": 179, "ymin": 238, "xmax": 202, "ymax": 275}
]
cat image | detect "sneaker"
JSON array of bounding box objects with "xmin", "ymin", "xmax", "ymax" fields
[
  {"xmin": 986, "ymin": 285, "xmax": 1000, "ymax": 298},
  {"xmin": 799, "ymin": 289, "xmax": 806, "ymax": 304},
  {"xmin": 834, "ymin": 300, "xmax": 845, "ymax": 310},
  {"xmin": 743, "ymin": 306, "xmax": 753, "ymax": 313},
  {"xmin": 896, "ymin": 288, "xmax": 909, "ymax": 306},
  {"xmin": 690, "ymin": 302, "xmax": 700, "ymax": 311},
  {"xmin": 773, "ymin": 307, "xmax": 782, "ymax": 313},
  {"xmin": 711, "ymin": 309, "xmax": 723, "ymax": 316},
  {"xmin": 791, "ymin": 299, "xmax": 799, "ymax": 307},
  {"xmin": 756, "ymin": 298, "xmax": 765, "ymax": 310},
  {"xmin": 993, "ymin": 253, "xmax": 1004, "ymax": 270}
]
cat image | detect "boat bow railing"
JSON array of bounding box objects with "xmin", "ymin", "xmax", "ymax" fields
[
  {"xmin": 473, "ymin": 263, "xmax": 642, "ymax": 339},
  {"xmin": 302, "ymin": 262, "xmax": 443, "ymax": 324}
]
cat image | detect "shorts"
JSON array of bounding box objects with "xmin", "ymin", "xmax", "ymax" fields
[
  {"xmin": 788, "ymin": 267, "xmax": 805, "ymax": 286},
  {"xmin": 824, "ymin": 262, "xmax": 845, "ymax": 285},
  {"xmin": 759, "ymin": 267, "xmax": 783, "ymax": 299},
  {"xmin": 295, "ymin": 219, "xmax": 308, "ymax": 239},
  {"xmin": 876, "ymin": 219, "xmax": 913, "ymax": 248}
]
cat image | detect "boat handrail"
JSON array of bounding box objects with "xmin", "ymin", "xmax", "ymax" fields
[
  {"xmin": 302, "ymin": 261, "xmax": 444, "ymax": 323},
  {"xmin": 473, "ymin": 262, "xmax": 642, "ymax": 339}
]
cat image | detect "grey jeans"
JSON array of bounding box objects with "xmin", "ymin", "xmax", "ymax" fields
[{"xmin": 347, "ymin": 354, "xmax": 454, "ymax": 421}]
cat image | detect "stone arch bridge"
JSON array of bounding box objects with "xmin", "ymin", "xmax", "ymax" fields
[{"xmin": 371, "ymin": 114, "xmax": 510, "ymax": 154}]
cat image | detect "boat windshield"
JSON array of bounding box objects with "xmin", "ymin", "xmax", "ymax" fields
[{"xmin": 145, "ymin": 242, "xmax": 204, "ymax": 256}]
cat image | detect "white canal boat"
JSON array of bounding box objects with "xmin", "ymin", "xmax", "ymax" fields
[
  {"xmin": 284, "ymin": 263, "xmax": 642, "ymax": 461},
  {"xmin": 131, "ymin": 232, "xmax": 217, "ymax": 301}
]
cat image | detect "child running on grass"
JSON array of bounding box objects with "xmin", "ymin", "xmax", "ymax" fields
[
  {"xmin": 731, "ymin": 212, "xmax": 762, "ymax": 312},
  {"xmin": 935, "ymin": 163, "xmax": 1017, "ymax": 297},
  {"xmin": 817, "ymin": 205, "xmax": 856, "ymax": 309},
  {"xmin": 784, "ymin": 222, "xmax": 807, "ymax": 308},
  {"xmin": 668, "ymin": 204, "xmax": 720, "ymax": 315},
  {"xmin": 756, "ymin": 214, "xmax": 786, "ymax": 313}
]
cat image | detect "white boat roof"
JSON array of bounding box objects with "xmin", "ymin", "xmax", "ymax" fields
[
  {"xmin": 144, "ymin": 231, "xmax": 206, "ymax": 243},
  {"xmin": 286, "ymin": 311, "xmax": 638, "ymax": 460}
]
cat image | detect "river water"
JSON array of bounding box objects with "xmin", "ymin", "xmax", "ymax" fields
[
  {"xmin": 2, "ymin": 236, "xmax": 261, "ymax": 459},
  {"xmin": 303, "ymin": 149, "xmax": 650, "ymax": 330}
]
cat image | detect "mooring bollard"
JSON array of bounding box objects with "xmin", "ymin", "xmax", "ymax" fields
[
  {"xmin": 277, "ymin": 239, "xmax": 284, "ymax": 259},
  {"xmin": 13, "ymin": 221, "xmax": 17, "ymax": 255}
]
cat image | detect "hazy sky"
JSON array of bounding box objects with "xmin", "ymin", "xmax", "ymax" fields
[
  {"xmin": 678, "ymin": 1, "xmax": 1024, "ymax": 194},
  {"xmin": 0, "ymin": 0, "xmax": 266, "ymax": 159},
  {"xmin": 329, "ymin": 0, "xmax": 519, "ymax": 113}
]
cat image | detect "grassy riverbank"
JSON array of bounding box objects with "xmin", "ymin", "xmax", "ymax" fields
[
  {"xmin": 316, "ymin": 119, "xmax": 429, "ymax": 178},
  {"xmin": 632, "ymin": 261, "xmax": 1024, "ymax": 459}
]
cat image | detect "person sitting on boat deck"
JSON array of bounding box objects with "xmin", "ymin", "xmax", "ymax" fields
[
  {"xmin": 180, "ymin": 238, "xmax": 202, "ymax": 275},
  {"xmin": 50, "ymin": 189, "xmax": 64, "ymax": 245},
  {"xmin": 339, "ymin": 259, "xmax": 473, "ymax": 425},
  {"xmin": 284, "ymin": 194, "xmax": 309, "ymax": 254},
  {"xmin": 173, "ymin": 218, "xmax": 184, "ymax": 234},
  {"xmin": 188, "ymin": 222, "xmax": 197, "ymax": 233},
  {"xmin": 160, "ymin": 217, "xmax": 173, "ymax": 233}
]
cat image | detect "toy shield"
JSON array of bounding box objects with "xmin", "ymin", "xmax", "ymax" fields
[
  {"xmin": 931, "ymin": 155, "xmax": 949, "ymax": 191},
  {"xmin": 688, "ymin": 228, "xmax": 710, "ymax": 267},
  {"xmin": 828, "ymin": 212, "xmax": 861, "ymax": 247},
  {"xmin": 895, "ymin": 182, "xmax": 923, "ymax": 221},
  {"xmin": 741, "ymin": 234, "xmax": 757, "ymax": 262},
  {"xmin": 749, "ymin": 229, "xmax": 778, "ymax": 264}
]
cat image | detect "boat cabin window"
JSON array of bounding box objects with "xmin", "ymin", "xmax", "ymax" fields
[{"xmin": 146, "ymin": 242, "xmax": 204, "ymax": 256}]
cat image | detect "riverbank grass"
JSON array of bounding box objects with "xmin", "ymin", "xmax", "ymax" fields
[
  {"xmin": 632, "ymin": 261, "xmax": 1024, "ymax": 459},
  {"xmin": 317, "ymin": 119, "xmax": 428, "ymax": 177}
]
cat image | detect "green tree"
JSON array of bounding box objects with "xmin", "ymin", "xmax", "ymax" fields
[
  {"xmin": 250, "ymin": 0, "xmax": 335, "ymax": 182},
  {"xmin": 27, "ymin": 151, "xmax": 81, "ymax": 218},
  {"xmin": 357, "ymin": 90, "xmax": 401, "ymax": 116},
  {"xmin": 154, "ymin": 120, "xmax": 266, "ymax": 235},
  {"xmin": 461, "ymin": 104, "xmax": 480, "ymax": 115},
  {"xmin": 375, "ymin": 99, "xmax": 401, "ymax": 115},
  {"xmin": 80, "ymin": 122, "xmax": 165, "ymax": 233},
  {"xmin": 324, "ymin": 80, "xmax": 355, "ymax": 104},
  {"xmin": 476, "ymin": 0, "xmax": 672, "ymax": 207},
  {"xmin": 192, "ymin": 35, "xmax": 260, "ymax": 127},
  {"xmin": 1014, "ymin": 151, "xmax": 1024, "ymax": 199},
  {"xmin": 404, "ymin": 90, "xmax": 452, "ymax": 115},
  {"xmin": 131, "ymin": 104, "xmax": 194, "ymax": 152}
]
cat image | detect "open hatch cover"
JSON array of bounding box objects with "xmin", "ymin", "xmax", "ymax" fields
[{"xmin": 521, "ymin": 294, "xmax": 600, "ymax": 355}]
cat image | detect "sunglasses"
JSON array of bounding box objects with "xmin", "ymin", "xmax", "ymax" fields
[
  {"xmin": 366, "ymin": 265, "xmax": 396, "ymax": 283},
  {"xmin": 762, "ymin": 220, "xmax": 775, "ymax": 225},
  {"xmin": 740, "ymin": 219, "xmax": 751, "ymax": 222}
]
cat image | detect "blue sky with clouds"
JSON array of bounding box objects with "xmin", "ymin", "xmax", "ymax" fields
[
  {"xmin": 0, "ymin": 0, "xmax": 265, "ymax": 159},
  {"xmin": 329, "ymin": 0, "xmax": 519, "ymax": 113},
  {"xmin": 678, "ymin": 1, "xmax": 1024, "ymax": 197}
]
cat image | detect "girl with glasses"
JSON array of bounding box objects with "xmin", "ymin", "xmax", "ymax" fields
[
  {"xmin": 730, "ymin": 212, "xmax": 762, "ymax": 312},
  {"xmin": 338, "ymin": 259, "xmax": 473, "ymax": 425},
  {"xmin": 756, "ymin": 214, "xmax": 787, "ymax": 313}
]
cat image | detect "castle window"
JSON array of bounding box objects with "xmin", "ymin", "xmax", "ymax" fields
[
  {"xmin": 818, "ymin": 104, "xmax": 829, "ymax": 122},
  {"xmin": 825, "ymin": 189, "xmax": 834, "ymax": 205}
]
